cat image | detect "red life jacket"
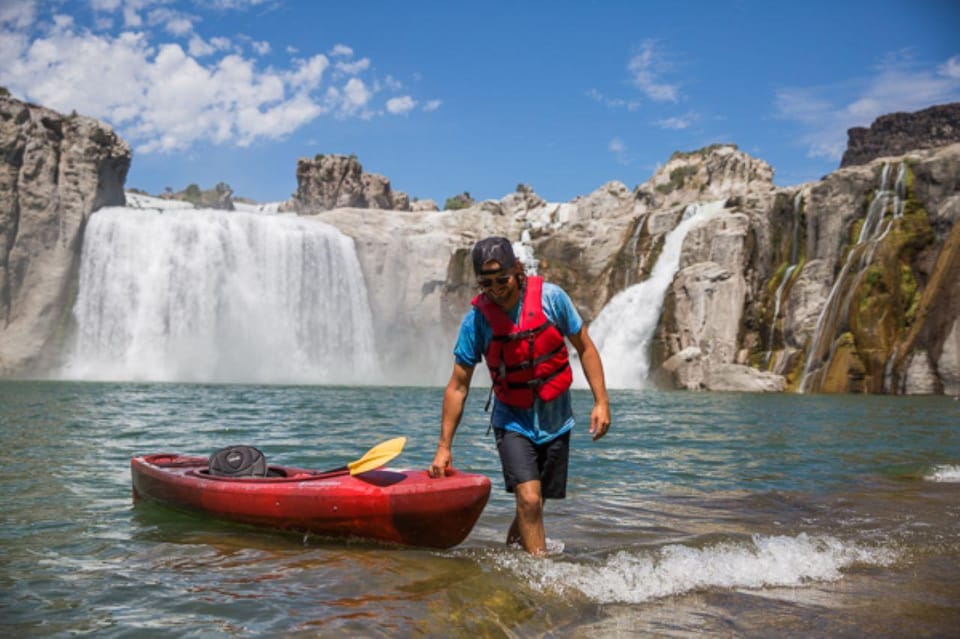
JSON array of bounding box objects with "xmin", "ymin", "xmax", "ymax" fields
[{"xmin": 472, "ymin": 276, "xmax": 573, "ymax": 408}]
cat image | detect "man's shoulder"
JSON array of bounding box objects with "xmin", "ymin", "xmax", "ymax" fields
[
  {"xmin": 541, "ymin": 280, "xmax": 573, "ymax": 303},
  {"xmin": 541, "ymin": 280, "xmax": 566, "ymax": 294}
]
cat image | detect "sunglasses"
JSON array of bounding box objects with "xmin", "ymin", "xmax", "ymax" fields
[{"xmin": 477, "ymin": 274, "xmax": 513, "ymax": 289}]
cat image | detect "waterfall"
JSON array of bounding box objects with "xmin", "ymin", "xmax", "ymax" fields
[
  {"xmin": 63, "ymin": 207, "xmax": 378, "ymax": 384},
  {"xmin": 763, "ymin": 191, "xmax": 804, "ymax": 366},
  {"xmin": 587, "ymin": 199, "xmax": 727, "ymax": 389},
  {"xmin": 514, "ymin": 230, "xmax": 539, "ymax": 274},
  {"xmin": 797, "ymin": 162, "xmax": 905, "ymax": 392}
]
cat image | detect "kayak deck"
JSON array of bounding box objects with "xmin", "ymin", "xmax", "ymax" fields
[{"xmin": 131, "ymin": 454, "xmax": 491, "ymax": 549}]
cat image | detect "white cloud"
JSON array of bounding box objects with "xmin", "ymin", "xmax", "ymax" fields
[
  {"xmin": 287, "ymin": 54, "xmax": 329, "ymax": 91},
  {"xmin": 656, "ymin": 112, "xmax": 699, "ymax": 130},
  {"xmin": 0, "ymin": 8, "xmax": 438, "ymax": 153},
  {"xmin": 0, "ymin": 0, "xmax": 38, "ymax": 29},
  {"xmin": 384, "ymin": 74, "xmax": 403, "ymax": 91},
  {"xmin": 188, "ymin": 34, "xmax": 214, "ymax": 57},
  {"xmin": 776, "ymin": 53, "xmax": 960, "ymax": 161},
  {"xmin": 340, "ymin": 77, "xmax": 372, "ymax": 117},
  {"xmin": 587, "ymin": 87, "xmax": 644, "ymax": 112},
  {"xmin": 628, "ymin": 40, "xmax": 679, "ymax": 103},
  {"xmin": 146, "ymin": 8, "xmax": 194, "ymax": 36},
  {"xmin": 940, "ymin": 55, "xmax": 960, "ymax": 79},
  {"xmin": 386, "ymin": 95, "xmax": 415, "ymax": 114},
  {"xmin": 335, "ymin": 57, "xmax": 370, "ymax": 75},
  {"xmin": 609, "ymin": 137, "xmax": 628, "ymax": 164}
]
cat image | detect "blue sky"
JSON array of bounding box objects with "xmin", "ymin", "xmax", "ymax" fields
[{"xmin": 2, "ymin": 1, "xmax": 959, "ymax": 204}]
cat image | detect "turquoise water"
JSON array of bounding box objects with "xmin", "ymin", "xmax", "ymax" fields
[{"xmin": 1, "ymin": 381, "xmax": 959, "ymax": 637}]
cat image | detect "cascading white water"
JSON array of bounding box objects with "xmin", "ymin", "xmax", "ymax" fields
[
  {"xmin": 797, "ymin": 162, "xmax": 905, "ymax": 392},
  {"xmin": 763, "ymin": 191, "xmax": 804, "ymax": 366},
  {"xmin": 587, "ymin": 199, "xmax": 727, "ymax": 389},
  {"xmin": 63, "ymin": 207, "xmax": 378, "ymax": 384}
]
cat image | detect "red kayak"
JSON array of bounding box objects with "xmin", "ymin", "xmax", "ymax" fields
[{"xmin": 131, "ymin": 453, "xmax": 491, "ymax": 549}]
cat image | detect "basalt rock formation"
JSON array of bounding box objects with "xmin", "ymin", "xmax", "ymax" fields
[
  {"xmin": 2, "ymin": 94, "xmax": 958, "ymax": 395},
  {"xmin": 308, "ymin": 143, "xmax": 959, "ymax": 394},
  {"xmin": 282, "ymin": 154, "xmax": 410, "ymax": 212},
  {"xmin": 0, "ymin": 95, "xmax": 130, "ymax": 375},
  {"xmin": 841, "ymin": 102, "xmax": 960, "ymax": 168}
]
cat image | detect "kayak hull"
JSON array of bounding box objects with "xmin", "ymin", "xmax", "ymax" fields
[{"xmin": 131, "ymin": 454, "xmax": 491, "ymax": 549}]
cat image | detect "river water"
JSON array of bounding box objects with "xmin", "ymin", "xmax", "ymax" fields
[{"xmin": 1, "ymin": 381, "xmax": 958, "ymax": 637}]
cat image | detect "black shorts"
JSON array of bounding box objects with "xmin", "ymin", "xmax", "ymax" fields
[{"xmin": 493, "ymin": 429, "xmax": 570, "ymax": 499}]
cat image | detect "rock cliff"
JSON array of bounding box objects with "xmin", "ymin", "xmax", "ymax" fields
[
  {"xmin": 0, "ymin": 95, "xmax": 130, "ymax": 375},
  {"xmin": 305, "ymin": 143, "xmax": 959, "ymax": 394},
  {"xmin": 2, "ymin": 94, "xmax": 958, "ymax": 396},
  {"xmin": 282, "ymin": 154, "xmax": 411, "ymax": 212},
  {"xmin": 841, "ymin": 102, "xmax": 960, "ymax": 168}
]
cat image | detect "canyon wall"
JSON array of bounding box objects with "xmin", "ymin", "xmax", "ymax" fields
[
  {"xmin": 0, "ymin": 95, "xmax": 130, "ymax": 375},
  {"xmin": 1, "ymin": 94, "xmax": 958, "ymax": 395}
]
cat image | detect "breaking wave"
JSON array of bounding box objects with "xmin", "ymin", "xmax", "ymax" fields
[
  {"xmin": 924, "ymin": 464, "xmax": 960, "ymax": 482},
  {"xmin": 492, "ymin": 533, "xmax": 897, "ymax": 604}
]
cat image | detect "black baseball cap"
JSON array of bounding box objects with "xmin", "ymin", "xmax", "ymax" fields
[{"xmin": 472, "ymin": 237, "xmax": 517, "ymax": 274}]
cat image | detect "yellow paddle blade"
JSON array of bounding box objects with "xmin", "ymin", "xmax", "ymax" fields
[{"xmin": 347, "ymin": 437, "xmax": 406, "ymax": 475}]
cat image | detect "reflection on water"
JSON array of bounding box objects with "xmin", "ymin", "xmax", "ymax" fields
[{"xmin": 1, "ymin": 381, "xmax": 958, "ymax": 637}]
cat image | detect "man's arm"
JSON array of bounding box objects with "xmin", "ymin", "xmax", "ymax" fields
[
  {"xmin": 568, "ymin": 325, "xmax": 611, "ymax": 441},
  {"xmin": 429, "ymin": 362, "xmax": 475, "ymax": 477}
]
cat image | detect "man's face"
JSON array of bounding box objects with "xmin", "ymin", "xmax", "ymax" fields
[{"xmin": 477, "ymin": 261, "xmax": 520, "ymax": 308}]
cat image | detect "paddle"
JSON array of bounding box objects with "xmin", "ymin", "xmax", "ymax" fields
[{"xmin": 319, "ymin": 436, "xmax": 406, "ymax": 476}]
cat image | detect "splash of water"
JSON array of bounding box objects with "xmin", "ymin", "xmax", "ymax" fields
[
  {"xmin": 494, "ymin": 533, "xmax": 897, "ymax": 604},
  {"xmin": 588, "ymin": 200, "xmax": 727, "ymax": 389},
  {"xmin": 926, "ymin": 464, "xmax": 960, "ymax": 482},
  {"xmin": 63, "ymin": 207, "xmax": 378, "ymax": 384}
]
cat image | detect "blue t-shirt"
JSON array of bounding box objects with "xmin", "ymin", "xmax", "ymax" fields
[{"xmin": 454, "ymin": 281, "xmax": 583, "ymax": 444}]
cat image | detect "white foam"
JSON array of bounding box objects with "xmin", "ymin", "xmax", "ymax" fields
[
  {"xmin": 587, "ymin": 199, "xmax": 727, "ymax": 389},
  {"xmin": 124, "ymin": 191, "xmax": 195, "ymax": 210},
  {"xmin": 493, "ymin": 533, "xmax": 897, "ymax": 604},
  {"xmin": 234, "ymin": 200, "xmax": 283, "ymax": 214},
  {"xmin": 925, "ymin": 464, "xmax": 960, "ymax": 482},
  {"xmin": 64, "ymin": 207, "xmax": 378, "ymax": 384}
]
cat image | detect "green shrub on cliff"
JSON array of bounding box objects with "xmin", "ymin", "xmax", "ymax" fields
[{"xmin": 444, "ymin": 192, "xmax": 474, "ymax": 211}]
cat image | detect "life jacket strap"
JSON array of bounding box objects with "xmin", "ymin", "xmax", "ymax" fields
[
  {"xmin": 490, "ymin": 319, "xmax": 552, "ymax": 342},
  {"xmin": 500, "ymin": 361, "xmax": 571, "ymax": 390},
  {"xmin": 497, "ymin": 342, "xmax": 566, "ymax": 373}
]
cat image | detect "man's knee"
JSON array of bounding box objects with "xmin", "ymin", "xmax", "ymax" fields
[{"xmin": 515, "ymin": 481, "xmax": 543, "ymax": 516}]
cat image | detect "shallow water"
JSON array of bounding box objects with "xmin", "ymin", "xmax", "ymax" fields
[{"xmin": 1, "ymin": 382, "xmax": 958, "ymax": 637}]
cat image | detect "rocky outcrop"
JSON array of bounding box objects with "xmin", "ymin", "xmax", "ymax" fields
[
  {"xmin": 3, "ymin": 93, "xmax": 958, "ymax": 396},
  {"xmin": 841, "ymin": 103, "xmax": 960, "ymax": 168},
  {"xmin": 307, "ymin": 142, "xmax": 959, "ymax": 395},
  {"xmin": 411, "ymin": 198, "xmax": 439, "ymax": 212},
  {"xmin": 0, "ymin": 95, "xmax": 130, "ymax": 375},
  {"xmin": 283, "ymin": 154, "xmax": 411, "ymax": 212}
]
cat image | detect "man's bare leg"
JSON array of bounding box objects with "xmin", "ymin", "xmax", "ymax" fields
[{"xmin": 506, "ymin": 480, "xmax": 546, "ymax": 555}]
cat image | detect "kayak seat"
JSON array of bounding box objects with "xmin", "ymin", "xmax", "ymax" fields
[{"xmin": 208, "ymin": 445, "xmax": 268, "ymax": 477}]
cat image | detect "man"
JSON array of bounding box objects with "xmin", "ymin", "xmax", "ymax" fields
[{"xmin": 428, "ymin": 236, "xmax": 611, "ymax": 555}]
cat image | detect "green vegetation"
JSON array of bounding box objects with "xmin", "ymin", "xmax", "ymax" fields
[
  {"xmin": 183, "ymin": 183, "xmax": 202, "ymax": 203},
  {"xmin": 669, "ymin": 143, "xmax": 735, "ymax": 161},
  {"xmin": 444, "ymin": 191, "xmax": 474, "ymax": 211},
  {"xmin": 655, "ymin": 166, "xmax": 697, "ymax": 194},
  {"xmin": 0, "ymin": 86, "xmax": 9, "ymax": 97}
]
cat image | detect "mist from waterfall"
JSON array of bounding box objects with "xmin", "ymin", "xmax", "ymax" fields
[
  {"xmin": 63, "ymin": 207, "xmax": 378, "ymax": 385},
  {"xmin": 586, "ymin": 200, "xmax": 727, "ymax": 389}
]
